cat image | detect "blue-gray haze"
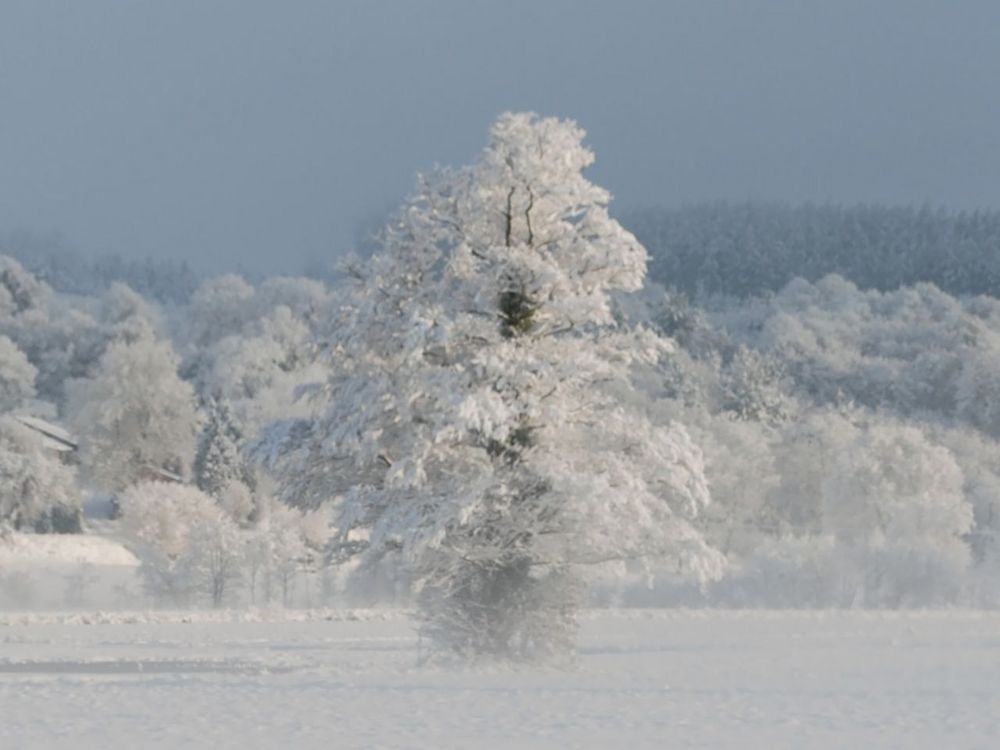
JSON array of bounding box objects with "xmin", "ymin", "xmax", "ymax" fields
[{"xmin": 2, "ymin": 0, "xmax": 999, "ymax": 274}]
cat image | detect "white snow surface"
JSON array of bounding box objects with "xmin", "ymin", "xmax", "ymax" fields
[
  {"xmin": 0, "ymin": 533, "xmax": 138, "ymax": 567},
  {"xmin": 1, "ymin": 609, "xmax": 998, "ymax": 749}
]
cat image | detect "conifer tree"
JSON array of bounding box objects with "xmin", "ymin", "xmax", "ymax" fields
[{"xmin": 194, "ymin": 397, "xmax": 254, "ymax": 499}]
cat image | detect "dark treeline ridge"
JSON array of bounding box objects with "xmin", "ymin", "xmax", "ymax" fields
[
  {"xmin": 10, "ymin": 202, "xmax": 1000, "ymax": 304},
  {"xmin": 2, "ymin": 233, "xmax": 199, "ymax": 304},
  {"xmin": 626, "ymin": 202, "xmax": 1000, "ymax": 298}
]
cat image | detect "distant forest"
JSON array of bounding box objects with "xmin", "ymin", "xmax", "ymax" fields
[
  {"xmin": 625, "ymin": 203, "xmax": 1000, "ymax": 298},
  {"xmin": 8, "ymin": 203, "xmax": 1000, "ymax": 303}
]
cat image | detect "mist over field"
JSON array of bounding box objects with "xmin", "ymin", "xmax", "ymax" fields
[{"xmin": 3, "ymin": 2, "xmax": 1000, "ymax": 748}]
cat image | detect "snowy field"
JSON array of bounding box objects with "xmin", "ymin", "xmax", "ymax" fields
[{"xmin": 2, "ymin": 610, "xmax": 999, "ymax": 749}]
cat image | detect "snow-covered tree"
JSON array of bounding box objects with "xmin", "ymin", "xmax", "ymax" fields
[
  {"xmin": 118, "ymin": 480, "xmax": 241, "ymax": 605},
  {"xmin": 186, "ymin": 274, "xmax": 256, "ymax": 351},
  {"xmin": 193, "ymin": 397, "xmax": 254, "ymax": 500},
  {"xmin": 181, "ymin": 514, "xmax": 244, "ymax": 607},
  {"xmin": 66, "ymin": 334, "xmax": 199, "ymax": 491},
  {"xmin": 719, "ymin": 345, "xmax": 794, "ymax": 424},
  {"xmin": 0, "ymin": 416, "xmax": 81, "ymax": 532},
  {"xmin": 0, "ymin": 255, "xmax": 50, "ymax": 318},
  {"xmin": 0, "ymin": 336, "xmax": 37, "ymax": 412},
  {"xmin": 243, "ymin": 495, "xmax": 325, "ymax": 607},
  {"xmin": 3, "ymin": 300, "xmax": 103, "ymax": 408},
  {"xmin": 269, "ymin": 113, "xmax": 721, "ymax": 660},
  {"xmin": 693, "ymin": 416, "xmax": 780, "ymax": 558},
  {"xmin": 197, "ymin": 306, "xmax": 321, "ymax": 430},
  {"xmin": 98, "ymin": 282, "xmax": 161, "ymax": 345},
  {"xmin": 182, "ymin": 274, "xmax": 328, "ymax": 433},
  {"xmin": 821, "ymin": 424, "xmax": 973, "ymax": 605},
  {"xmin": 955, "ymin": 333, "xmax": 1000, "ymax": 438},
  {"xmin": 217, "ymin": 480, "xmax": 255, "ymax": 525}
]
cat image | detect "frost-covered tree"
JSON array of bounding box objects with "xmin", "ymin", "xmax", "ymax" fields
[
  {"xmin": 955, "ymin": 333, "xmax": 1000, "ymax": 438},
  {"xmin": 217, "ymin": 480, "xmax": 255, "ymax": 525},
  {"xmin": 182, "ymin": 274, "xmax": 327, "ymax": 433},
  {"xmin": 269, "ymin": 113, "xmax": 721, "ymax": 660},
  {"xmin": 197, "ymin": 306, "xmax": 321, "ymax": 430},
  {"xmin": 242, "ymin": 494, "xmax": 325, "ymax": 606},
  {"xmin": 193, "ymin": 397, "xmax": 254, "ymax": 500},
  {"xmin": 4, "ymin": 302, "xmax": 104, "ymax": 409},
  {"xmin": 719, "ymin": 345, "xmax": 794, "ymax": 424},
  {"xmin": 181, "ymin": 514, "xmax": 244, "ymax": 607},
  {"xmin": 98, "ymin": 282, "xmax": 161, "ymax": 345},
  {"xmin": 821, "ymin": 424, "xmax": 973, "ymax": 605},
  {"xmin": 0, "ymin": 336, "xmax": 37, "ymax": 412},
  {"xmin": 0, "ymin": 256, "xmax": 131, "ymax": 409},
  {"xmin": 711, "ymin": 275, "xmax": 977, "ymax": 419},
  {"xmin": 692, "ymin": 416, "xmax": 780, "ymax": 557},
  {"xmin": 0, "ymin": 255, "xmax": 50, "ymax": 317},
  {"xmin": 186, "ymin": 274, "xmax": 256, "ymax": 351},
  {"xmin": 118, "ymin": 480, "xmax": 241, "ymax": 605},
  {"xmin": 66, "ymin": 334, "xmax": 198, "ymax": 491},
  {"xmin": 0, "ymin": 416, "xmax": 81, "ymax": 532}
]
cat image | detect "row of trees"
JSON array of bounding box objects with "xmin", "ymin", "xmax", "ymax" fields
[
  {"xmin": 2, "ymin": 230, "xmax": 199, "ymax": 303},
  {"xmin": 613, "ymin": 275, "xmax": 1000, "ymax": 608},
  {"xmin": 0, "ymin": 252, "xmax": 328, "ymax": 602},
  {"xmin": 118, "ymin": 480, "xmax": 327, "ymax": 608}
]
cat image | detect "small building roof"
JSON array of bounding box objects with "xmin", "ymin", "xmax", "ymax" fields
[
  {"xmin": 139, "ymin": 464, "xmax": 185, "ymax": 484},
  {"xmin": 14, "ymin": 415, "xmax": 78, "ymax": 453}
]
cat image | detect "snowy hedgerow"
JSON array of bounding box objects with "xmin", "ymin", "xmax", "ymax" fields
[
  {"xmin": 0, "ymin": 416, "xmax": 81, "ymax": 532},
  {"xmin": 269, "ymin": 113, "xmax": 722, "ymax": 660}
]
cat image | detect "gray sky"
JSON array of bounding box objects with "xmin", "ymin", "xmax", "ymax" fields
[{"xmin": 2, "ymin": 0, "xmax": 999, "ymax": 274}]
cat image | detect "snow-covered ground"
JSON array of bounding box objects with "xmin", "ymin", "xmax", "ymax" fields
[
  {"xmin": 1, "ymin": 609, "xmax": 998, "ymax": 749},
  {"xmin": 0, "ymin": 533, "xmax": 137, "ymax": 567},
  {"xmin": 0, "ymin": 532, "xmax": 140, "ymax": 610}
]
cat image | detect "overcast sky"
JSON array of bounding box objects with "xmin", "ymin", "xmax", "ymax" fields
[{"xmin": 2, "ymin": 0, "xmax": 999, "ymax": 273}]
